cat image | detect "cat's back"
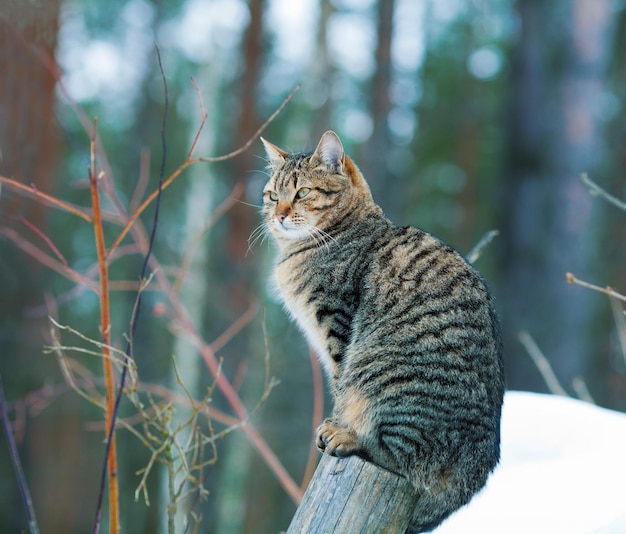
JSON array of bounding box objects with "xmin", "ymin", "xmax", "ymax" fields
[
  {"xmin": 366, "ymin": 224, "xmax": 488, "ymax": 307},
  {"xmin": 357, "ymin": 224, "xmax": 502, "ymax": 375}
]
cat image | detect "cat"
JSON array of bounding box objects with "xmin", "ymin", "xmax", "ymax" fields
[{"xmin": 260, "ymin": 130, "xmax": 504, "ymax": 533}]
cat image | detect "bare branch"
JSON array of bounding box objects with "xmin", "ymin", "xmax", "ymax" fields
[
  {"xmin": 518, "ymin": 331, "xmax": 569, "ymax": 397},
  {"xmin": 0, "ymin": 174, "xmax": 93, "ymax": 222},
  {"xmin": 107, "ymin": 84, "xmax": 300, "ymax": 259},
  {"xmin": 0, "ymin": 375, "xmax": 40, "ymax": 534},
  {"xmin": 0, "ymin": 226, "xmax": 99, "ymax": 293},
  {"xmin": 581, "ymin": 173, "xmax": 626, "ymax": 213},
  {"xmin": 572, "ymin": 377, "xmax": 595, "ymax": 404},
  {"xmin": 566, "ymin": 272, "xmax": 626, "ymax": 303},
  {"xmin": 466, "ymin": 229, "xmax": 499, "ymax": 264}
]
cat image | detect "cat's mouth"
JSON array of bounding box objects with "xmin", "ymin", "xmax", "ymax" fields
[
  {"xmin": 273, "ymin": 218, "xmax": 310, "ymax": 239},
  {"xmin": 272, "ymin": 217, "xmax": 336, "ymax": 248}
]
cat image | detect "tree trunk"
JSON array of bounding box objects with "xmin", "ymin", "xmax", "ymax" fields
[
  {"xmin": 214, "ymin": 1, "xmax": 266, "ymax": 532},
  {"xmin": 367, "ymin": 0, "xmax": 395, "ymax": 212},
  {"xmin": 502, "ymin": 0, "xmax": 616, "ymax": 394},
  {"xmin": 287, "ymin": 454, "xmax": 417, "ymax": 534}
]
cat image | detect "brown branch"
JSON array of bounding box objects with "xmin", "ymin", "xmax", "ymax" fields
[
  {"xmin": 97, "ymin": 127, "xmax": 303, "ymax": 504},
  {"xmin": 106, "ymin": 83, "xmax": 300, "ymax": 258},
  {"xmin": 0, "ymin": 175, "xmax": 93, "ymax": 222},
  {"xmin": 2, "ymin": 60, "xmax": 302, "ymax": 506},
  {"xmin": 196, "ymin": 83, "xmax": 301, "ymax": 164},
  {"xmin": 23, "ymin": 244, "xmax": 145, "ymax": 318},
  {"xmin": 0, "ymin": 226, "xmax": 99, "ymax": 293},
  {"xmin": 209, "ymin": 301, "xmax": 259, "ymax": 354},
  {"xmin": 9, "ymin": 376, "xmax": 239, "ymax": 436},
  {"xmin": 19, "ymin": 216, "xmax": 68, "ymax": 266},
  {"xmin": 89, "ymin": 119, "xmax": 120, "ymax": 534}
]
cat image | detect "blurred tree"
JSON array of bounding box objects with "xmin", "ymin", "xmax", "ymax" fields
[
  {"xmin": 408, "ymin": 3, "xmax": 506, "ymax": 257},
  {"xmin": 366, "ymin": 0, "xmax": 395, "ymax": 210},
  {"xmin": 212, "ymin": 1, "xmax": 268, "ymax": 533},
  {"xmin": 0, "ymin": 2, "xmax": 69, "ymax": 532},
  {"xmin": 601, "ymin": 4, "xmax": 626, "ymax": 410},
  {"xmin": 310, "ymin": 0, "xmax": 335, "ymax": 139},
  {"xmin": 502, "ymin": 0, "xmax": 617, "ymax": 400}
]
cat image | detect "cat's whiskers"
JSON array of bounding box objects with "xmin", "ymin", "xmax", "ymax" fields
[
  {"xmin": 233, "ymin": 198, "xmax": 263, "ymax": 209},
  {"xmin": 301, "ymin": 221, "xmax": 337, "ymax": 250},
  {"xmin": 246, "ymin": 223, "xmax": 270, "ymax": 256}
]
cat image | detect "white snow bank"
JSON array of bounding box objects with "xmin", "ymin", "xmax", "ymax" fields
[{"xmin": 434, "ymin": 391, "xmax": 626, "ymax": 534}]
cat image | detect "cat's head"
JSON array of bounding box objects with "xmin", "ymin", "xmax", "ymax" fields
[{"xmin": 260, "ymin": 130, "xmax": 374, "ymax": 247}]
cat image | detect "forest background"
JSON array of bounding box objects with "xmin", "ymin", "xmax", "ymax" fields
[{"xmin": 1, "ymin": 0, "xmax": 625, "ymax": 533}]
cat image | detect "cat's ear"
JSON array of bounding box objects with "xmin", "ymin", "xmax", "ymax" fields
[
  {"xmin": 261, "ymin": 137, "xmax": 288, "ymax": 170},
  {"xmin": 312, "ymin": 130, "xmax": 345, "ymax": 172}
]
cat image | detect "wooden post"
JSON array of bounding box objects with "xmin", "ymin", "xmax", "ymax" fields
[{"xmin": 287, "ymin": 454, "xmax": 418, "ymax": 534}]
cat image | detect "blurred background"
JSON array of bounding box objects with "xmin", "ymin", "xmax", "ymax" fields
[{"xmin": 1, "ymin": 0, "xmax": 625, "ymax": 532}]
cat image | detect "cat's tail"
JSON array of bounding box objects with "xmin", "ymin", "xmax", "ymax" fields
[
  {"xmin": 404, "ymin": 448, "xmax": 496, "ymax": 533},
  {"xmin": 406, "ymin": 485, "xmax": 471, "ymax": 533}
]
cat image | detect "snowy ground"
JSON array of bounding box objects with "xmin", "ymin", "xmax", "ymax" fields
[{"xmin": 434, "ymin": 391, "xmax": 626, "ymax": 534}]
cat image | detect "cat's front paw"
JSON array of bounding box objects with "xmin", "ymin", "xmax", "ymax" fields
[{"xmin": 316, "ymin": 419, "xmax": 361, "ymax": 457}]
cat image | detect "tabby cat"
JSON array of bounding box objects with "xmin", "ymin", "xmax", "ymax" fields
[{"xmin": 260, "ymin": 131, "xmax": 504, "ymax": 533}]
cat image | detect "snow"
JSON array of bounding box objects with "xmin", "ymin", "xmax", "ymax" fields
[{"xmin": 434, "ymin": 391, "xmax": 626, "ymax": 534}]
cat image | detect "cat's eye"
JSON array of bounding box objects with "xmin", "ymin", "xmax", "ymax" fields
[
  {"xmin": 268, "ymin": 191, "xmax": 278, "ymax": 201},
  {"xmin": 296, "ymin": 187, "xmax": 310, "ymax": 199}
]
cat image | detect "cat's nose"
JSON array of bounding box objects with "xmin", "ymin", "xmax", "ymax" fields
[{"xmin": 276, "ymin": 212, "xmax": 288, "ymax": 224}]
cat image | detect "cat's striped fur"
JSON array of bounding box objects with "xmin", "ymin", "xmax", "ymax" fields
[{"xmin": 261, "ymin": 131, "xmax": 504, "ymax": 532}]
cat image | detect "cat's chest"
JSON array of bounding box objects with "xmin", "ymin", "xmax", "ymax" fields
[{"xmin": 273, "ymin": 262, "xmax": 330, "ymax": 360}]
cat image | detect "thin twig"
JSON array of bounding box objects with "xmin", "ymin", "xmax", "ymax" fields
[
  {"xmin": 48, "ymin": 317, "xmax": 129, "ymax": 360},
  {"xmin": 147, "ymin": 248, "xmax": 303, "ymax": 502},
  {"xmin": 197, "ymin": 84, "xmax": 300, "ymax": 164},
  {"xmin": 35, "ymin": 47, "xmax": 127, "ymax": 221},
  {"xmin": 51, "ymin": 334, "xmax": 107, "ymax": 411},
  {"xmin": 466, "ymin": 229, "xmax": 499, "ymax": 264},
  {"xmin": 19, "ymin": 216, "xmax": 68, "ymax": 266},
  {"xmin": 23, "ymin": 244, "xmax": 145, "ymax": 319},
  {"xmin": 209, "ymin": 301, "xmax": 259, "ymax": 354},
  {"xmin": 572, "ymin": 377, "xmax": 595, "ymax": 404},
  {"xmin": 566, "ymin": 272, "xmax": 626, "ymax": 303},
  {"xmin": 518, "ymin": 331, "xmax": 569, "ymax": 397},
  {"xmin": 186, "ymin": 77, "xmax": 208, "ymax": 160},
  {"xmin": 581, "ymin": 173, "xmax": 626, "ymax": 213},
  {"xmin": 106, "ymin": 83, "xmax": 300, "ymax": 257},
  {"xmin": 0, "ymin": 375, "xmax": 40, "ymax": 534},
  {"xmin": 130, "ymin": 148, "xmax": 152, "ymax": 213},
  {"xmin": 0, "ymin": 174, "xmax": 93, "ymax": 222},
  {"xmin": 567, "ymin": 273, "xmax": 626, "ymax": 368},
  {"xmin": 25, "ymin": 38, "xmax": 303, "ymax": 509},
  {"xmin": 173, "ymin": 186, "xmax": 241, "ymax": 293},
  {"xmin": 0, "ymin": 227, "xmax": 99, "ymax": 293}
]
